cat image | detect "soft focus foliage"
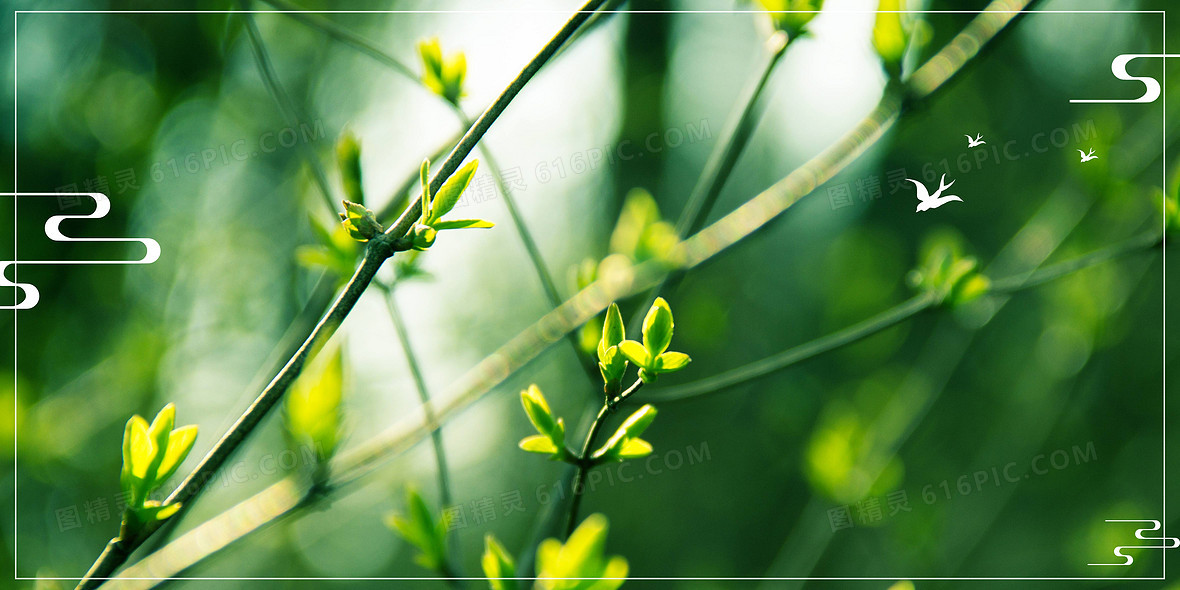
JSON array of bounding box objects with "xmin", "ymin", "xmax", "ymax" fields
[
  {"xmin": 535, "ymin": 514, "xmax": 628, "ymax": 590},
  {"xmin": 283, "ymin": 345, "xmax": 345, "ymax": 465},
  {"xmin": 757, "ymin": 0, "xmax": 824, "ymax": 38},
  {"xmin": 418, "ymin": 37, "xmax": 467, "ymax": 105},
  {"xmin": 906, "ymin": 234, "xmax": 990, "ymax": 307},
  {"xmin": 518, "ymin": 384, "xmax": 570, "ymax": 460},
  {"xmin": 481, "ymin": 534, "xmax": 517, "ymax": 590},
  {"xmin": 386, "ymin": 487, "xmax": 451, "ymax": 574}
]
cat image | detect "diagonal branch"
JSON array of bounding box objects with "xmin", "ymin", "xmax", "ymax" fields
[
  {"xmin": 257, "ymin": 0, "xmax": 605, "ymax": 382},
  {"xmin": 650, "ymin": 230, "xmax": 1164, "ymax": 404}
]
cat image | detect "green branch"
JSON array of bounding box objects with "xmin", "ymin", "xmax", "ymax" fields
[
  {"xmin": 651, "ymin": 230, "xmax": 1163, "ymax": 404},
  {"xmin": 238, "ymin": 6, "xmax": 336, "ymax": 213},
  {"xmin": 990, "ymin": 231, "xmax": 1164, "ymax": 293},
  {"xmin": 565, "ymin": 380, "xmax": 645, "ymax": 537},
  {"xmin": 377, "ymin": 283, "xmax": 454, "ymax": 509},
  {"xmin": 626, "ymin": 29, "xmax": 791, "ymax": 333},
  {"xmin": 649, "ymin": 294, "xmax": 936, "ymax": 403},
  {"xmin": 258, "ymin": 0, "xmax": 601, "ymax": 382}
]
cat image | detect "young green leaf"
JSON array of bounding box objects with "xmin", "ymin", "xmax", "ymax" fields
[
  {"xmin": 482, "ymin": 534, "xmax": 517, "ymax": 590},
  {"xmin": 418, "ymin": 37, "xmax": 467, "ymax": 105},
  {"xmin": 519, "ymin": 434, "xmax": 560, "ymax": 455},
  {"xmin": 409, "ymin": 159, "xmax": 492, "ymax": 246},
  {"xmin": 609, "ymin": 189, "xmax": 678, "ymax": 264},
  {"xmin": 758, "ymin": 0, "xmax": 824, "ymax": 38},
  {"xmin": 641, "ymin": 297, "xmax": 674, "ymax": 356},
  {"xmin": 518, "ymin": 385, "xmax": 573, "ymax": 462},
  {"xmin": 907, "ymin": 235, "xmax": 990, "ymax": 307},
  {"xmin": 432, "ymin": 218, "xmax": 495, "ymax": 230},
  {"xmin": 535, "ymin": 513, "xmax": 628, "ymax": 589},
  {"xmin": 616, "ymin": 438, "xmax": 653, "ymax": 460},
  {"xmin": 339, "ymin": 200, "xmax": 383, "ymax": 241},
  {"xmin": 872, "ymin": 0, "xmax": 908, "ymax": 78},
  {"xmin": 654, "ymin": 351, "xmax": 691, "ymax": 372},
  {"xmin": 427, "ymin": 159, "xmax": 479, "ymax": 226},
  {"xmin": 597, "ymin": 303, "xmax": 628, "ymax": 393},
  {"xmin": 118, "ymin": 404, "xmax": 198, "ymax": 534},
  {"xmin": 599, "ymin": 303, "xmax": 625, "ymax": 357},
  {"xmin": 520, "ymin": 385, "xmax": 557, "ymax": 436},
  {"xmin": 616, "ymin": 340, "xmax": 651, "ymax": 370},
  {"xmin": 154, "ymin": 425, "xmax": 198, "ymax": 487},
  {"xmin": 617, "ymin": 298, "xmax": 691, "ymax": 382},
  {"xmin": 120, "ymin": 415, "xmax": 150, "ymax": 503},
  {"xmin": 592, "ymin": 405, "xmax": 657, "ymax": 462},
  {"xmin": 284, "ymin": 345, "xmax": 345, "ymax": 464},
  {"xmin": 387, "ymin": 487, "xmax": 449, "ymax": 574}
]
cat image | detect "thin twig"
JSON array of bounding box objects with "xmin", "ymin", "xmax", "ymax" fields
[
  {"xmin": 650, "ymin": 230, "xmax": 1165, "ymax": 403},
  {"xmin": 377, "ymin": 281, "xmax": 464, "ymax": 577},
  {"xmin": 564, "ymin": 380, "xmax": 643, "ymax": 537},
  {"xmin": 378, "ymin": 283, "xmax": 454, "ymax": 509},
  {"xmin": 648, "ymin": 293, "xmax": 937, "ymax": 402},
  {"xmin": 627, "ymin": 28, "xmax": 791, "ymax": 342},
  {"xmin": 989, "ymin": 231, "xmax": 1164, "ymax": 293},
  {"xmin": 254, "ymin": 0, "xmax": 418, "ymax": 80},
  {"xmin": 238, "ymin": 6, "xmax": 335, "ymax": 213},
  {"xmin": 264, "ymin": 0, "xmax": 602, "ymax": 382}
]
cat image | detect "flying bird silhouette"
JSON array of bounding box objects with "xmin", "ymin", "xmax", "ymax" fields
[
  {"xmin": 1078, "ymin": 148, "xmax": 1098, "ymax": 162},
  {"xmin": 965, "ymin": 133, "xmax": 985, "ymax": 147},
  {"xmin": 909, "ymin": 174, "xmax": 962, "ymax": 212}
]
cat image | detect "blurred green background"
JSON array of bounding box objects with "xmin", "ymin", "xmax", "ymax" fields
[{"xmin": 1, "ymin": 0, "xmax": 1178, "ymax": 587}]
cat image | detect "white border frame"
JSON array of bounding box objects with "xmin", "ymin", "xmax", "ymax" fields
[{"xmin": 9, "ymin": 4, "xmax": 1170, "ymax": 582}]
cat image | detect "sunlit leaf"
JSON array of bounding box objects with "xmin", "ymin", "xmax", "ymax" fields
[
  {"xmin": 154, "ymin": 424, "xmax": 198, "ymax": 486},
  {"xmin": 284, "ymin": 345, "xmax": 345, "ymax": 463},
  {"xmin": 519, "ymin": 435, "xmax": 559, "ymax": 455},
  {"xmin": 520, "ymin": 385, "xmax": 557, "ymax": 437},
  {"xmin": 616, "ymin": 438, "xmax": 652, "ymax": 459},
  {"xmin": 432, "ymin": 218, "xmax": 494, "ymax": 230},
  {"xmin": 427, "ymin": 160, "xmax": 479, "ymax": 225},
  {"xmin": 873, "ymin": 0, "xmax": 908, "ymax": 78},
  {"xmin": 641, "ymin": 297, "xmax": 674, "ymax": 356},
  {"xmin": 482, "ymin": 534, "xmax": 517, "ymax": 590},
  {"xmin": 617, "ymin": 340, "xmax": 651, "ymax": 370},
  {"xmin": 594, "ymin": 405, "xmax": 657, "ymax": 462},
  {"xmin": 654, "ymin": 351, "xmax": 691, "ymax": 373}
]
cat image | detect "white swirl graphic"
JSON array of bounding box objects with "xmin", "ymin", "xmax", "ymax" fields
[{"xmin": 1, "ymin": 192, "xmax": 160, "ymax": 310}]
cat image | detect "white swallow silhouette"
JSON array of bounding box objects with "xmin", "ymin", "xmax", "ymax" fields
[
  {"xmin": 965, "ymin": 133, "xmax": 985, "ymax": 147},
  {"xmin": 1078, "ymin": 148, "xmax": 1098, "ymax": 162},
  {"xmin": 910, "ymin": 174, "xmax": 962, "ymax": 212}
]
